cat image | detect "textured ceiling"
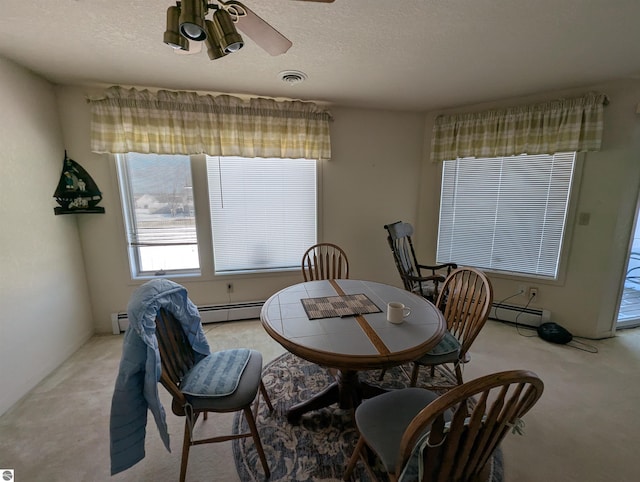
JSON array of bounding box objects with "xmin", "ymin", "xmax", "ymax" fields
[{"xmin": 1, "ymin": 0, "xmax": 639, "ymax": 111}]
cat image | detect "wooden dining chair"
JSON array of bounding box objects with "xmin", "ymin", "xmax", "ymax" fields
[
  {"xmin": 343, "ymin": 370, "xmax": 544, "ymax": 482},
  {"xmin": 155, "ymin": 309, "xmax": 273, "ymax": 482},
  {"xmin": 409, "ymin": 267, "xmax": 493, "ymax": 389},
  {"xmin": 384, "ymin": 221, "xmax": 457, "ymax": 303},
  {"xmin": 301, "ymin": 242, "xmax": 350, "ymax": 281}
]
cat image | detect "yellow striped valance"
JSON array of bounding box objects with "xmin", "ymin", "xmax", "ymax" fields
[
  {"xmin": 430, "ymin": 92, "xmax": 608, "ymax": 162},
  {"xmin": 89, "ymin": 86, "xmax": 332, "ymax": 160}
]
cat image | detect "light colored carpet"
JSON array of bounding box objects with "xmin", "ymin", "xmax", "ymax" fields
[{"xmin": 1, "ymin": 319, "xmax": 639, "ymax": 481}]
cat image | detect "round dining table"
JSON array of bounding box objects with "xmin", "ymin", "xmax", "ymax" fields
[{"xmin": 261, "ymin": 278, "xmax": 445, "ymax": 422}]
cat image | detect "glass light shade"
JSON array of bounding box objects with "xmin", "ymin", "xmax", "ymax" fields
[
  {"xmin": 179, "ymin": 0, "xmax": 207, "ymax": 41},
  {"xmin": 213, "ymin": 9, "xmax": 244, "ymax": 54}
]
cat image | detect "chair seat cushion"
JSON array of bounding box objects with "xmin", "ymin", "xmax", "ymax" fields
[
  {"xmin": 355, "ymin": 387, "xmax": 443, "ymax": 472},
  {"xmin": 415, "ymin": 331, "xmax": 461, "ymax": 365},
  {"xmin": 185, "ymin": 350, "xmax": 264, "ymax": 411},
  {"xmin": 180, "ymin": 348, "xmax": 251, "ymax": 397},
  {"xmin": 415, "ymin": 280, "xmax": 435, "ymax": 291},
  {"xmin": 411, "ymin": 280, "xmax": 436, "ymax": 298}
]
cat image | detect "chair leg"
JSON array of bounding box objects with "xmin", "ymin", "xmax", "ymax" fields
[
  {"xmin": 410, "ymin": 363, "xmax": 420, "ymax": 387},
  {"xmin": 454, "ymin": 363, "xmax": 464, "ymax": 385},
  {"xmin": 243, "ymin": 407, "xmax": 270, "ymax": 478},
  {"xmin": 179, "ymin": 418, "xmax": 192, "ymax": 482},
  {"xmin": 343, "ymin": 436, "xmax": 366, "ymax": 481},
  {"xmin": 260, "ymin": 380, "xmax": 274, "ymax": 412}
]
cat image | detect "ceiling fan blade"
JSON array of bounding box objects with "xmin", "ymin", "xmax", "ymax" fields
[{"xmin": 227, "ymin": 2, "xmax": 293, "ymax": 56}]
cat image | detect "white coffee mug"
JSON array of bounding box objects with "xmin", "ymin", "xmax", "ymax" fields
[{"xmin": 387, "ymin": 302, "xmax": 411, "ymax": 324}]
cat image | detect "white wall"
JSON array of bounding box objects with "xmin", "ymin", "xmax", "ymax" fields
[
  {"xmin": 0, "ymin": 59, "xmax": 94, "ymax": 415},
  {"xmin": 417, "ymin": 79, "xmax": 640, "ymax": 338},
  {"xmin": 54, "ymin": 87, "xmax": 427, "ymax": 334}
]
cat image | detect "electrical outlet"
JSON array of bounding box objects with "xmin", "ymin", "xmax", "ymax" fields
[
  {"xmin": 227, "ymin": 283, "xmax": 233, "ymax": 293},
  {"xmin": 517, "ymin": 285, "xmax": 526, "ymax": 295},
  {"xmin": 528, "ymin": 287, "xmax": 538, "ymax": 299}
]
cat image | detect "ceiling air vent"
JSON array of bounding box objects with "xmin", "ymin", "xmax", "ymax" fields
[{"xmin": 279, "ymin": 70, "xmax": 307, "ymax": 85}]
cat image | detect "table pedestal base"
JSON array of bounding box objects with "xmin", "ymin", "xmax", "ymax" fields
[{"xmin": 286, "ymin": 369, "xmax": 387, "ymax": 423}]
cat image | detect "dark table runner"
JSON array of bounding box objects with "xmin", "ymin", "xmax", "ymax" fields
[{"xmin": 301, "ymin": 293, "xmax": 381, "ymax": 320}]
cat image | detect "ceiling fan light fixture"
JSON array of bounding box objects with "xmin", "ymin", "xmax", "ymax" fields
[
  {"xmin": 179, "ymin": 0, "xmax": 208, "ymax": 42},
  {"xmin": 164, "ymin": 6, "xmax": 189, "ymax": 50},
  {"xmin": 205, "ymin": 19, "xmax": 227, "ymax": 60},
  {"xmin": 213, "ymin": 8, "xmax": 244, "ymax": 54},
  {"xmin": 163, "ymin": 0, "xmax": 300, "ymax": 59}
]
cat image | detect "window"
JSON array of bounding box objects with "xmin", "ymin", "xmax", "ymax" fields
[
  {"xmin": 436, "ymin": 152, "xmax": 576, "ymax": 279},
  {"xmin": 116, "ymin": 154, "xmax": 318, "ymax": 278},
  {"xmin": 207, "ymin": 156, "xmax": 317, "ymax": 274},
  {"xmin": 117, "ymin": 153, "xmax": 199, "ymax": 277}
]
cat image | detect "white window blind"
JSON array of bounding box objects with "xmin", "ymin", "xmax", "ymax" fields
[
  {"xmin": 117, "ymin": 153, "xmax": 199, "ymax": 276},
  {"xmin": 207, "ymin": 156, "xmax": 317, "ymax": 273},
  {"xmin": 437, "ymin": 152, "xmax": 576, "ymax": 279}
]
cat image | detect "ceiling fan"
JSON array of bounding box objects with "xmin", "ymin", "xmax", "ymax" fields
[{"xmin": 164, "ymin": 0, "xmax": 335, "ymax": 59}]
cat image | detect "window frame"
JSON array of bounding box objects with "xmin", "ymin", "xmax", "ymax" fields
[
  {"xmin": 114, "ymin": 154, "xmax": 322, "ymax": 281},
  {"xmin": 435, "ymin": 152, "xmax": 584, "ymax": 283},
  {"xmin": 206, "ymin": 156, "xmax": 319, "ymax": 276},
  {"xmin": 115, "ymin": 153, "xmax": 201, "ymax": 279}
]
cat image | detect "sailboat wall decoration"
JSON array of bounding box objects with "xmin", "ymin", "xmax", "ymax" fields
[{"xmin": 53, "ymin": 151, "xmax": 105, "ymax": 215}]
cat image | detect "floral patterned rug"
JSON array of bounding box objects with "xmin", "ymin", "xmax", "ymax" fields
[{"xmin": 232, "ymin": 352, "xmax": 503, "ymax": 482}]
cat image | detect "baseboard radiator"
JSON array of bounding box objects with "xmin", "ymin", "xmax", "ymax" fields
[
  {"xmin": 111, "ymin": 301, "xmax": 265, "ymax": 334},
  {"xmin": 489, "ymin": 302, "xmax": 551, "ymax": 328}
]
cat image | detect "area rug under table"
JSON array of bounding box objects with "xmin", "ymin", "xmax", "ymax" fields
[{"xmin": 232, "ymin": 352, "xmax": 503, "ymax": 482}]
